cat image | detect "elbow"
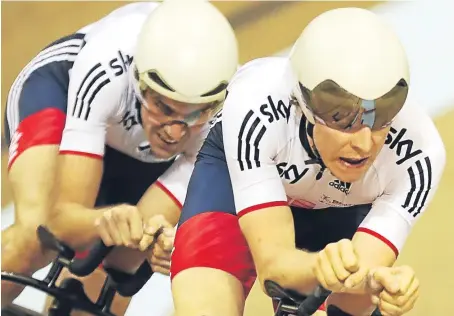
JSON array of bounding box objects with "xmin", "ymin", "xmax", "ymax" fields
[
  {"xmin": 256, "ymin": 249, "xmax": 317, "ymax": 295},
  {"xmin": 2, "ymin": 219, "xmax": 55, "ymax": 273},
  {"xmin": 256, "ymin": 254, "xmax": 287, "ymax": 292}
]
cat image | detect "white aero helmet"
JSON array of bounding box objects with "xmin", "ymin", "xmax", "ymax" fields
[
  {"xmin": 134, "ymin": 0, "xmax": 238, "ymax": 105},
  {"xmin": 290, "ymin": 7, "xmax": 410, "ymax": 131}
]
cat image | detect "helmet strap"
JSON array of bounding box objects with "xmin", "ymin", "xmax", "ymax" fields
[{"xmin": 299, "ymin": 115, "xmax": 326, "ymax": 180}]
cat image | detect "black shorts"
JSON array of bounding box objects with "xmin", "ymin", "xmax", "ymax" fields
[{"xmin": 171, "ymin": 122, "xmax": 371, "ymax": 296}]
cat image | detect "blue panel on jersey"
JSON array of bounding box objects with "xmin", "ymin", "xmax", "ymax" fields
[
  {"xmin": 18, "ymin": 61, "xmax": 73, "ymax": 122},
  {"xmin": 13, "ymin": 33, "xmax": 87, "ymax": 124},
  {"xmin": 42, "ymin": 33, "xmax": 86, "ymax": 50},
  {"xmin": 179, "ymin": 122, "xmax": 237, "ymax": 226}
]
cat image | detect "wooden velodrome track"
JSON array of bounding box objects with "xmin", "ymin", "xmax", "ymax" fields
[{"xmin": 1, "ymin": 2, "xmax": 453, "ymax": 315}]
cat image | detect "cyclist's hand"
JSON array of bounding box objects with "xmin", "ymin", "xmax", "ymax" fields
[
  {"xmin": 370, "ymin": 266, "xmax": 419, "ymax": 316},
  {"xmin": 140, "ymin": 215, "xmax": 174, "ymax": 252},
  {"xmin": 313, "ymin": 239, "xmax": 368, "ymax": 293},
  {"xmin": 144, "ymin": 216, "xmax": 174, "ymax": 275},
  {"xmin": 147, "ymin": 236, "xmax": 173, "ymax": 275},
  {"xmin": 95, "ymin": 204, "xmax": 144, "ymax": 249}
]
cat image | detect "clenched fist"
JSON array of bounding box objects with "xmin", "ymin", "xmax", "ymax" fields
[
  {"xmin": 145, "ymin": 215, "xmax": 175, "ymax": 275},
  {"xmin": 95, "ymin": 204, "xmax": 144, "ymax": 249},
  {"xmin": 369, "ymin": 266, "xmax": 419, "ymax": 316},
  {"xmin": 95, "ymin": 205, "xmax": 175, "ymax": 252},
  {"xmin": 312, "ymin": 239, "xmax": 368, "ymax": 293}
]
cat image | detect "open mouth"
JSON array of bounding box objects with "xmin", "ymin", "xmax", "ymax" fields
[
  {"xmin": 339, "ymin": 157, "xmax": 369, "ymax": 168},
  {"xmin": 157, "ymin": 132, "xmax": 178, "ymax": 145}
]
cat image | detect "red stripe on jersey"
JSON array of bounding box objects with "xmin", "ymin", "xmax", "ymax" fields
[
  {"xmin": 59, "ymin": 150, "xmax": 103, "ymax": 160},
  {"xmin": 8, "ymin": 108, "xmax": 66, "ymax": 170},
  {"xmin": 356, "ymin": 227, "xmax": 399, "ymax": 257},
  {"xmin": 155, "ymin": 181, "xmax": 182, "ymax": 209},
  {"xmin": 238, "ymin": 201, "xmax": 288, "ymax": 218}
]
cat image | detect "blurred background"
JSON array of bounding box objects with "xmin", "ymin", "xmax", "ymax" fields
[{"xmin": 1, "ymin": 1, "xmax": 453, "ymax": 315}]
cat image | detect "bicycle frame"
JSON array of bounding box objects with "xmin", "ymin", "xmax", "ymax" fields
[
  {"xmin": 1, "ymin": 225, "xmax": 154, "ymax": 316},
  {"xmin": 265, "ymin": 280, "xmax": 383, "ymax": 316}
]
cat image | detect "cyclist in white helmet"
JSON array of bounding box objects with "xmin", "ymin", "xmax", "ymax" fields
[
  {"xmin": 170, "ymin": 7, "xmax": 445, "ymax": 316},
  {"xmin": 2, "ymin": 1, "xmax": 238, "ymax": 314}
]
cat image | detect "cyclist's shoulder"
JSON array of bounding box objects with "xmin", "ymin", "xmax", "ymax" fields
[
  {"xmin": 378, "ymin": 100, "xmax": 445, "ymax": 170},
  {"xmin": 228, "ymin": 57, "xmax": 293, "ymax": 97},
  {"xmin": 223, "ymin": 57, "xmax": 297, "ymax": 132},
  {"xmin": 72, "ymin": 3, "xmax": 157, "ymax": 76},
  {"xmin": 79, "ymin": 2, "xmax": 159, "ymax": 39},
  {"xmin": 372, "ymin": 100, "xmax": 445, "ymax": 192}
]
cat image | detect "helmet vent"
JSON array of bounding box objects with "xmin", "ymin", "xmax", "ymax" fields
[
  {"xmin": 148, "ymin": 71, "xmax": 176, "ymax": 92},
  {"xmin": 397, "ymin": 78, "xmax": 408, "ymax": 87},
  {"xmin": 201, "ymin": 82, "xmax": 228, "ymax": 97}
]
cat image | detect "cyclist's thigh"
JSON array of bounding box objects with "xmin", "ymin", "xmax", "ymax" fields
[
  {"xmin": 5, "ymin": 36, "xmax": 80, "ymax": 190},
  {"xmin": 171, "ymin": 123, "xmax": 256, "ymax": 316},
  {"xmin": 292, "ymin": 204, "xmax": 372, "ymax": 251}
]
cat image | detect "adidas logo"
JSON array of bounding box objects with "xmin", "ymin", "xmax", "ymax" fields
[{"xmin": 329, "ymin": 179, "xmax": 352, "ymax": 195}]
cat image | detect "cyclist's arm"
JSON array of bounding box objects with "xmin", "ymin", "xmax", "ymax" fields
[
  {"xmin": 357, "ymin": 143, "xmax": 445, "ymax": 277},
  {"xmin": 48, "ymin": 42, "xmax": 124, "ymax": 250},
  {"xmin": 104, "ymin": 152, "xmax": 197, "ymax": 272},
  {"xmin": 140, "ymin": 150, "xmax": 200, "ymax": 224},
  {"xmin": 329, "ymin": 141, "xmax": 446, "ymax": 313},
  {"xmin": 222, "ymin": 88, "xmax": 319, "ymax": 294},
  {"xmin": 1, "ymin": 77, "xmax": 69, "ymax": 306}
]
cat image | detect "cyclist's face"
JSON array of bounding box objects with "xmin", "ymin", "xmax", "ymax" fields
[
  {"xmin": 140, "ymin": 90, "xmax": 209, "ymax": 159},
  {"xmin": 313, "ymin": 122, "xmax": 391, "ymax": 182}
]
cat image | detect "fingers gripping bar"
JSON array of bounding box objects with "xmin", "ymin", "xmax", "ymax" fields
[
  {"xmin": 37, "ymin": 225, "xmax": 156, "ymax": 295},
  {"xmin": 265, "ymin": 280, "xmax": 382, "ymax": 316}
]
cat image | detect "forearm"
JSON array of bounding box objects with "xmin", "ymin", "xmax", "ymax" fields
[
  {"xmin": 48, "ymin": 202, "xmax": 106, "ymax": 250},
  {"xmin": 137, "ymin": 182, "xmax": 181, "ymax": 227},
  {"xmin": 105, "ymin": 183, "xmax": 181, "ymax": 273},
  {"xmin": 259, "ymin": 248, "xmax": 319, "ymax": 295}
]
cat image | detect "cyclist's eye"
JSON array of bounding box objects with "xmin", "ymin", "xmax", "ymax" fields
[
  {"xmin": 186, "ymin": 110, "xmax": 202, "ymax": 123},
  {"xmin": 157, "ymin": 101, "xmax": 174, "ymax": 116}
]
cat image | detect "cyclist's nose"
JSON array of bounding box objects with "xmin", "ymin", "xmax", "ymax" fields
[
  {"xmin": 350, "ymin": 126, "xmax": 373, "ymax": 154},
  {"xmin": 162, "ymin": 123, "xmax": 187, "ymax": 142}
]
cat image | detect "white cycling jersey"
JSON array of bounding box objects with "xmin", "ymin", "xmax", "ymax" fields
[
  {"xmin": 221, "ymin": 57, "xmax": 446, "ymax": 255},
  {"xmin": 58, "ymin": 2, "xmax": 210, "ymax": 204}
]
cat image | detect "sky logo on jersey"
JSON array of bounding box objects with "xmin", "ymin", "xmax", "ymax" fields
[
  {"xmin": 259, "ymin": 95, "xmax": 296, "ymax": 123},
  {"xmin": 109, "ymin": 50, "xmax": 133, "ymax": 77},
  {"xmin": 120, "ymin": 109, "xmax": 140, "ymax": 131},
  {"xmin": 277, "ymin": 162, "xmax": 309, "ymax": 184},
  {"xmin": 329, "ymin": 180, "xmax": 351, "ymax": 195},
  {"xmin": 385, "ymin": 127, "xmax": 423, "ymax": 165}
]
